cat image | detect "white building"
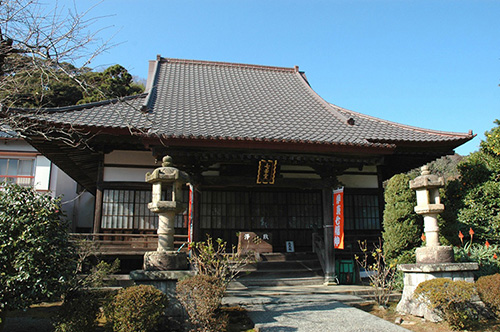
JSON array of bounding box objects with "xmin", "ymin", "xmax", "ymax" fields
[{"xmin": 0, "ymin": 131, "xmax": 94, "ymax": 232}]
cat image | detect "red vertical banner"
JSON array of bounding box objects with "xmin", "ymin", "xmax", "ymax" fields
[
  {"xmin": 187, "ymin": 184, "xmax": 194, "ymax": 245},
  {"xmin": 333, "ymin": 187, "xmax": 344, "ymax": 249}
]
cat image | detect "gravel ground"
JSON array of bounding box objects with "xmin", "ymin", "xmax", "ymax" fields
[{"xmin": 247, "ymin": 301, "xmax": 411, "ymax": 332}]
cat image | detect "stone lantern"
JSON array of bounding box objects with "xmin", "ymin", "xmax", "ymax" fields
[
  {"xmin": 143, "ymin": 155, "xmax": 189, "ymax": 270},
  {"xmin": 397, "ymin": 165, "xmax": 478, "ymax": 320},
  {"xmin": 409, "ymin": 165, "xmax": 453, "ymax": 263}
]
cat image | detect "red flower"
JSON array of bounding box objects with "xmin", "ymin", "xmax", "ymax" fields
[
  {"xmin": 469, "ymin": 228, "xmax": 474, "ymax": 237},
  {"xmin": 485, "ymin": 241, "xmax": 490, "ymax": 248},
  {"xmin": 494, "ymin": 253, "xmax": 498, "ymax": 259},
  {"xmin": 458, "ymin": 231, "xmax": 464, "ymax": 244},
  {"xmin": 421, "ymin": 233, "xmax": 426, "ymax": 242}
]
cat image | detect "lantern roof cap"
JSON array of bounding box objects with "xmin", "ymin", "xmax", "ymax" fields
[
  {"xmin": 410, "ymin": 165, "xmax": 444, "ymax": 190},
  {"xmin": 145, "ymin": 156, "xmax": 189, "ymax": 183}
]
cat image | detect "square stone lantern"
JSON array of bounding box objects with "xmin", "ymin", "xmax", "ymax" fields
[
  {"xmin": 397, "ymin": 165, "xmax": 478, "ymax": 320},
  {"xmin": 130, "ymin": 156, "xmax": 195, "ymax": 318},
  {"xmin": 143, "ymin": 155, "xmax": 190, "ymax": 270},
  {"xmin": 409, "ymin": 165, "xmax": 452, "ymax": 263}
]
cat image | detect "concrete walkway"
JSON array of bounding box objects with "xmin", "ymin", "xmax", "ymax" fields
[{"xmin": 224, "ymin": 284, "xmax": 411, "ymax": 332}]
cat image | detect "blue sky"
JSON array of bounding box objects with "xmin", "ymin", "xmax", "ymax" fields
[{"xmin": 64, "ymin": 0, "xmax": 499, "ymax": 155}]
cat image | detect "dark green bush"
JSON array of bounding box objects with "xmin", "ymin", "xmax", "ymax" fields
[
  {"xmin": 414, "ymin": 278, "xmax": 478, "ymax": 330},
  {"xmin": 477, "ymin": 273, "xmax": 500, "ymax": 317},
  {"xmin": 176, "ymin": 275, "xmax": 228, "ymax": 332},
  {"xmin": 53, "ymin": 290, "xmax": 106, "ymax": 332},
  {"xmin": 0, "ymin": 184, "xmax": 76, "ymax": 312},
  {"xmin": 107, "ymin": 285, "xmax": 167, "ymax": 332},
  {"xmin": 382, "ymin": 173, "xmax": 422, "ymax": 261}
]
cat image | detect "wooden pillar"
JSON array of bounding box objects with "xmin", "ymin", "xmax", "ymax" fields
[
  {"xmin": 92, "ymin": 158, "xmax": 104, "ymax": 234},
  {"xmin": 376, "ymin": 165, "xmax": 386, "ymax": 229},
  {"xmin": 322, "ymin": 187, "xmax": 336, "ymax": 284}
]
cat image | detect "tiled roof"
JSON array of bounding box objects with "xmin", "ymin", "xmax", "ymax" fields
[
  {"xmin": 12, "ymin": 57, "xmax": 473, "ymax": 150},
  {"xmin": 0, "ymin": 128, "xmax": 19, "ymax": 138}
]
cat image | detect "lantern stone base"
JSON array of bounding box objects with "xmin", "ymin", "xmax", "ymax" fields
[
  {"xmin": 130, "ymin": 270, "xmax": 196, "ymax": 317},
  {"xmin": 396, "ymin": 262, "xmax": 478, "ymax": 322},
  {"xmin": 144, "ymin": 251, "xmax": 188, "ymax": 271},
  {"xmin": 415, "ymin": 246, "xmax": 454, "ymax": 264}
]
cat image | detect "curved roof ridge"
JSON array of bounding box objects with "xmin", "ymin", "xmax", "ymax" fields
[
  {"xmin": 8, "ymin": 93, "xmax": 148, "ymax": 113},
  {"xmin": 295, "ymin": 72, "xmax": 352, "ymax": 125},
  {"xmin": 161, "ymin": 56, "xmax": 297, "ymax": 73},
  {"xmin": 330, "ymin": 103, "xmax": 474, "ymax": 139}
]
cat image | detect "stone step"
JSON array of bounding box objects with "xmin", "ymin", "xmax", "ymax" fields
[
  {"xmin": 258, "ymin": 252, "xmax": 318, "ymax": 262},
  {"xmin": 230, "ymin": 275, "xmax": 325, "ymax": 287},
  {"xmin": 242, "ymin": 259, "xmax": 322, "ymax": 271},
  {"xmin": 237, "ymin": 270, "xmax": 323, "ymax": 281},
  {"xmin": 104, "ymin": 274, "xmax": 135, "ymax": 287}
]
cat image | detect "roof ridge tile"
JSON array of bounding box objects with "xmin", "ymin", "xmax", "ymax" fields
[{"xmin": 160, "ymin": 56, "xmax": 296, "ymax": 73}]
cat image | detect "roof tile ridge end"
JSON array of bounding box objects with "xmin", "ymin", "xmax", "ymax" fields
[
  {"xmin": 330, "ymin": 103, "xmax": 474, "ymax": 139},
  {"xmin": 161, "ymin": 56, "xmax": 296, "ymax": 72},
  {"xmin": 141, "ymin": 58, "xmax": 161, "ymax": 113},
  {"xmin": 294, "ymin": 72, "xmax": 353, "ymax": 125}
]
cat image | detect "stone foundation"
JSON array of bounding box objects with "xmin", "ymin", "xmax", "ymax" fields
[
  {"xmin": 396, "ymin": 262, "xmax": 478, "ymax": 321},
  {"xmin": 144, "ymin": 251, "xmax": 188, "ymax": 271},
  {"xmin": 415, "ymin": 246, "xmax": 454, "ymax": 264}
]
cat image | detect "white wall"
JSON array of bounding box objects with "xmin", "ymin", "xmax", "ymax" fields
[
  {"xmin": 0, "ymin": 138, "xmax": 37, "ymax": 152},
  {"xmin": 34, "ymin": 155, "xmax": 51, "ymax": 191},
  {"xmin": 105, "ymin": 150, "xmax": 157, "ymax": 166},
  {"xmin": 1, "ymin": 137, "xmax": 95, "ymax": 231},
  {"xmin": 337, "ymin": 166, "xmax": 379, "ymax": 189},
  {"xmin": 103, "ymin": 166, "xmax": 156, "ymax": 182}
]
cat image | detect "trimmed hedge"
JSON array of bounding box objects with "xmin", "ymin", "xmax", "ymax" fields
[
  {"xmin": 177, "ymin": 275, "xmax": 227, "ymax": 332},
  {"xmin": 414, "ymin": 278, "xmax": 478, "ymax": 330},
  {"xmin": 477, "ymin": 273, "xmax": 500, "ymax": 317},
  {"xmin": 107, "ymin": 285, "xmax": 167, "ymax": 332}
]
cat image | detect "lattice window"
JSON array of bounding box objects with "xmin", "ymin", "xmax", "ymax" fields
[
  {"xmin": 101, "ymin": 189, "xmax": 188, "ymax": 230},
  {"xmin": 200, "ymin": 190, "xmax": 322, "ymax": 230},
  {"xmin": 344, "ymin": 193, "xmax": 381, "ymax": 230}
]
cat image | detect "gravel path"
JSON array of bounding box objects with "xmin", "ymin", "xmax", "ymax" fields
[{"xmin": 247, "ymin": 300, "xmax": 411, "ymax": 332}]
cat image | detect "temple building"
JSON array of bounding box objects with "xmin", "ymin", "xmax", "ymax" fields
[{"xmin": 3, "ymin": 56, "xmax": 473, "ymax": 258}]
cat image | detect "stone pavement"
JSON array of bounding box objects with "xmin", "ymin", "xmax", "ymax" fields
[{"xmin": 223, "ymin": 284, "xmax": 411, "ymax": 332}]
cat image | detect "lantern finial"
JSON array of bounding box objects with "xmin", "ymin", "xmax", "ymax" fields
[{"xmin": 162, "ymin": 155, "xmax": 173, "ymax": 167}]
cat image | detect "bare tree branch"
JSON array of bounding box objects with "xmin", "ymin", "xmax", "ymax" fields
[{"xmin": 0, "ymin": 0, "xmax": 126, "ymax": 145}]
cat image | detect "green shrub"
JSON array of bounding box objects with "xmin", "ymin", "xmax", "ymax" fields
[
  {"xmin": 0, "ymin": 184, "xmax": 76, "ymax": 312},
  {"xmin": 382, "ymin": 174, "xmax": 422, "ymax": 261},
  {"xmin": 454, "ymin": 243, "xmax": 500, "ymax": 278},
  {"xmin": 107, "ymin": 285, "xmax": 167, "ymax": 332},
  {"xmin": 53, "ymin": 290, "xmax": 105, "ymax": 332},
  {"xmin": 414, "ymin": 278, "xmax": 478, "ymax": 330},
  {"xmin": 477, "ymin": 274, "xmax": 500, "ymax": 317},
  {"xmin": 176, "ymin": 275, "xmax": 228, "ymax": 332}
]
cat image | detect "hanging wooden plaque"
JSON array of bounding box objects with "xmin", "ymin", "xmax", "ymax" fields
[{"xmin": 256, "ymin": 159, "xmax": 278, "ymax": 184}]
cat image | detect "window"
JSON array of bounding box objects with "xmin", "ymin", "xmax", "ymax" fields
[
  {"xmin": 200, "ymin": 190, "xmax": 322, "ymax": 230},
  {"xmin": 344, "ymin": 193, "xmax": 381, "ymax": 230},
  {"xmin": 101, "ymin": 189, "xmax": 189, "ymax": 230},
  {"xmin": 0, "ymin": 158, "xmax": 35, "ymax": 186}
]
